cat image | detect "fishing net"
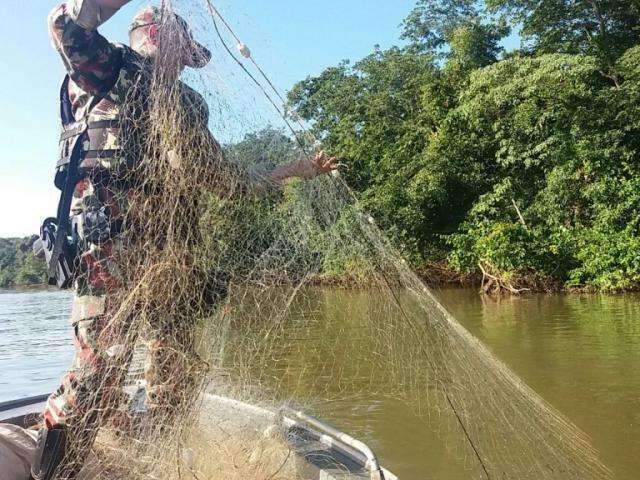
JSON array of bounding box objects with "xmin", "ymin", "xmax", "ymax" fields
[{"xmin": 51, "ymin": 1, "xmax": 612, "ymax": 479}]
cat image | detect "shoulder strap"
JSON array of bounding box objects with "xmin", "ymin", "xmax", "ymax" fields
[
  {"xmin": 48, "ymin": 78, "xmax": 108, "ymax": 279},
  {"xmin": 60, "ymin": 76, "xmax": 74, "ymax": 127},
  {"xmin": 59, "ymin": 75, "xmax": 106, "ymax": 129}
]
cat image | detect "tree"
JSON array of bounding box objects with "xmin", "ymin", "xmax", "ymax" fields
[
  {"xmin": 285, "ymin": 0, "xmax": 640, "ymax": 291},
  {"xmin": 402, "ymin": 0, "xmax": 480, "ymax": 50},
  {"xmin": 0, "ymin": 236, "xmax": 46, "ymax": 287},
  {"xmin": 446, "ymin": 51, "xmax": 640, "ymax": 290},
  {"xmin": 488, "ymin": 0, "xmax": 640, "ymax": 75},
  {"xmin": 402, "ymin": 0, "xmax": 509, "ymax": 64},
  {"xmin": 289, "ymin": 48, "xmax": 452, "ymax": 259},
  {"xmin": 445, "ymin": 22, "xmax": 510, "ymax": 76},
  {"xmin": 225, "ymin": 127, "xmax": 300, "ymax": 170}
]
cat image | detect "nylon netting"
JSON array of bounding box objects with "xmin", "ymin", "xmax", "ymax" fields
[{"xmin": 52, "ymin": 1, "xmax": 612, "ymax": 479}]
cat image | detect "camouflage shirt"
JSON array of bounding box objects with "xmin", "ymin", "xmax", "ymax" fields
[
  {"xmin": 49, "ymin": 1, "xmax": 123, "ymax": 98},
  {"xmin": 49, "ymin": 1, "xmax": 235, "ymax": 320}
]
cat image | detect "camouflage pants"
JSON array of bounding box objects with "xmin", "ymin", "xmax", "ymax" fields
[
  {"xmin": 41, "ymin": 307, "xmax": 205, "ymax": 479},
  {"xmin": 43, "ymin": 177, "xmax": 124, "ymax": 432},
  {"xmin": 42, "ymin": 307, "xmax": 205, "ymax": 430},
  {"xmin": 43, "ymin": 177, "xmax": 206, "ymax": 435}
]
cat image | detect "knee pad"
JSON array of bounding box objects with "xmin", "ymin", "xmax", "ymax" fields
[{"xmin": 31, "ymin": 427, "xmax": 67, "ymax": 480}]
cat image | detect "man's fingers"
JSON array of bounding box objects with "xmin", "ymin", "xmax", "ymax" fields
[
  {"xmin": 316, "ymin": 156, "xmax": 339, "ymax": 171},
  {"xmin": 310, "ymin": 151, "xmax": 342, "ymax": 174}
]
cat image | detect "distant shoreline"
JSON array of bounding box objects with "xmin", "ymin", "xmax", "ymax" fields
[
  {"xmin": 5, "ymin": 271, "xmax": 640, "ymax": 296},
  {"xmin": 4, "ymin": 235, "xmax": 635, "ymax": 293},
  {"xmin": 0, "ymin": 284, "xmax": 56, "ymax": 293}
]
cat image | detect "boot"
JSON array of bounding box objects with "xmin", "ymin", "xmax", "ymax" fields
[{"xmin": 30, "ymin": 427, "xmax": 67, "ymax": 480}]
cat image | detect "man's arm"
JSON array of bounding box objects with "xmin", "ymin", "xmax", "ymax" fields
[
  {"xmin": 48, "ymin": 0, "xmax": 131, "ymax": 95},
  {"xmin": 232, "ymin": 151, "xmax": 339, "ymax": 198},
  {"xmin": 264, "ymin": 151, "xmax": 339, "ymax": 185},
  {"xmin": 195, "ymin": 94, "xmax": 339, "ymax": 196},
  {"xmin": 202, "ymin": 146, "xmax": 339, "ymax": 198}
]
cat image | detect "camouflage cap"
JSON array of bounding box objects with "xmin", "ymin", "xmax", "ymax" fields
[{"xmin": 130, "ymin": 6, "xmax": 211, "ymax": 68}]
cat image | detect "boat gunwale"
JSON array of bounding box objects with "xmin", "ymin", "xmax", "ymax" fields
[{"xmin": 1, "ymin": 393, "xmax": 397, "ymax": 480}]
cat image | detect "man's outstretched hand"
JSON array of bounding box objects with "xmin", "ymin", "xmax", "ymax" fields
[
  {"xmin": 265, "ymin": 150, "xmax": 341, "ymax": 185},
  {"xmin": 293, "ymin": 150, "xmax": 340, "ymax": 180},
  {"xmin": 309, "ymin": 150, "xmax": 340, "ymax": 177}
]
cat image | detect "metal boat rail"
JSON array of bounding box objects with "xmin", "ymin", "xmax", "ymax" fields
[
  {"xmin": 1, "ymin": 393, "xmax": 398, "ymax": 480},
  {"xmin": 206, "ymin": 394, "xmax": 395, "ymax": 480},
  {"xmin": 0, "ymin": 394, "xmax": 49, "ymax": 427}
]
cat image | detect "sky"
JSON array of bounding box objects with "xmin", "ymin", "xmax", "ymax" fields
[{"xmin": 0, "ymin": 0, "xmax": 519, "ymax": 238}]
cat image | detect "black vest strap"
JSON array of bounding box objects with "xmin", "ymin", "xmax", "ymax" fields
[
  {"xmin": 48, "ymin": 77, "xmax": 106, "ymax": 279},
  {"xmin": 60, "ymin": 76, "xmax": 74, "ymax": 126}
]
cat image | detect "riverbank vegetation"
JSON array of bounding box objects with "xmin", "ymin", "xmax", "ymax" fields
[
  {"xmin": 0, "ymin": 237, "xmax": 46, "ymax": 287},
  {"xmin": 286, "ymin": 0, "xmax": 640, "ymax": 292},
  {"xmin": 4, "ymin": 0, "xmax": 639, "ymax": 293}
]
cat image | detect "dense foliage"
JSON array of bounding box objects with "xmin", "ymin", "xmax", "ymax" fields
[
  {"xmin": 206, "ymin": 128, "xmax": 375, "ymax": 283},
  {"xmin": 0, "ymin": 237, "xmax": 46, "ymax": 287},
  {"xmin": 5, "ymin": 1, "xmax": 639, "ymax": 291},
  {"xmin": 287, "ymin": 0, "xmax": 640, "ymax": 291}
]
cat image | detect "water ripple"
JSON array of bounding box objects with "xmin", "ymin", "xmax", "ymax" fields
[{"xmin": 0, "ymin": 289, "xmax": 74, "ymax": 402}]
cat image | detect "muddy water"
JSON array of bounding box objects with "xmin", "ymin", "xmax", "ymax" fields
[
  {"xmin": 1, "ymin": 288, "xmax": 638, "ymax": 479},
  {"xmin": 259, "ymin": 288, "xmax": 640, "ymax": 480}
]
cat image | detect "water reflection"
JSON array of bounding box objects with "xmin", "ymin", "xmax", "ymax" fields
[{"xmin": 436, "ymin": 289, "xmax": 640, "ymax": 480}]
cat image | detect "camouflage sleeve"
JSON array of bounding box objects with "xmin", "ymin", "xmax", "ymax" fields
[
  {"xmin": 199, "ymin": 106, "xmax": 277, "ymax": 197},
  {"xmin": 48, "ymin": 2, "xmax": 122, "ymax": 95},
  {"xmin": 205, "ymin": 134, "xmax": 278, "ymax": 199}
]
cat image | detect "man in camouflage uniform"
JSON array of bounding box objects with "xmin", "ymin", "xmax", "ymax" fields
[{"xmin": 34, "ymin": 1, "xmax": 338, "ymax": 478}]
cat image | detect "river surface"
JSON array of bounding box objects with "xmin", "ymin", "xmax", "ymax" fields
[{"xmin": 0, "ymin": 287, "xmax": 638, "ymax": 479}]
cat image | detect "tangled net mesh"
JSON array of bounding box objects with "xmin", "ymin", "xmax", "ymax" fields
[{"xmin": 55, "ymin": 1, "xmax": 613, "ymax": 479}]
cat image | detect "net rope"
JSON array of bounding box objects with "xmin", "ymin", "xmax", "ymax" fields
[{"xmin": 52, "ymin": 1, "xmax": 613, "ymax": 479}]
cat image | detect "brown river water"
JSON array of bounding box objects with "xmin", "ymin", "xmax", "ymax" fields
[{"xmin": 1, "ymin": 288, "xmax": 638, "ymax": 479}]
